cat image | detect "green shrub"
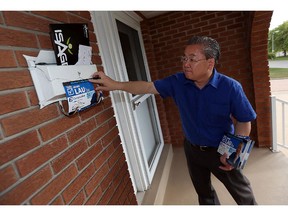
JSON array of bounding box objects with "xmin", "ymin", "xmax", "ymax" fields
[
  {"xmin": 268, "ymin": 52, "xmax": 276, "ymax": 59},
  {"xmin": 268, "ymin": 52, "xmax": 276, "ymax": 60}
]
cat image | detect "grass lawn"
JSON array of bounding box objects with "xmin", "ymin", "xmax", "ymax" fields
[
  {"xmin": 269, "ymin": 56, "xmax": 288, "ymax": 79},
  {"xmin": 269, "ymin": 68, "xmax": 288, "ymax": 79}
]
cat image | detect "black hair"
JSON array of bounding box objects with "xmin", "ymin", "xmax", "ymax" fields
[{"xmin": 187, "ymin": 36, "xmax": 220, "ymax": 64}]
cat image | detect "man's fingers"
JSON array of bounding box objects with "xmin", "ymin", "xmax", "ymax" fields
[
  {"xmin": 91, "ymin": 71, "xmax": 104, "ymax": 79},
  {"xmin": 219, "ymin": 153, "xmax": 234, "ymax": 171},
  {"xmin": 219, "ymin": 165, "xmax": 234, "ymax": 171}
]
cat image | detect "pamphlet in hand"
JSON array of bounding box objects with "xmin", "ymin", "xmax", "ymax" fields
[
  {"xmin": 62, "ymin": 79, "xmax": 103, "ymax": 115},
  {"xmin": 217, "ymin": 133, "xmax": 255, "ymax": 169}
]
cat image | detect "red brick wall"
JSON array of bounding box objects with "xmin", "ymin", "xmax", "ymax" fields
[
  {"xmin": 0, "ymin": 11, "xmax": 137, "ymax": 205},
  {"xmin": 141, "ymin": 11, "xmax": 272, "ymax": 147},
  {"xmin": 250, "ymin": 11, "xmax": 273, "ymax": 147}
]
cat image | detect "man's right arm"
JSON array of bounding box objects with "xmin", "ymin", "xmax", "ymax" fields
[{"xmin": 89, "ymin": 71, "xmax": 159, "ymax": 95}]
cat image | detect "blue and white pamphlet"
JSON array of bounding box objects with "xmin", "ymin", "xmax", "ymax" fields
[
  {"xmin": 63, "ymin": 79, "xmax": 103, "ymax": 115},
  {"xmin": 217, "ymin": 133, "xmax": 255, "ymax": 169}
]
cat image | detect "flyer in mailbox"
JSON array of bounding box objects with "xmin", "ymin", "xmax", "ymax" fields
[{"xmin": 63, "ymin": 79, "xmax": 100, "ymax": 115}]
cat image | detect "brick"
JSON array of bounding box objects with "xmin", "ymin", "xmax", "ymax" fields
[
  {"xmin": 37, "ymin": 34, "xmax": 53, "ymax": 50},
  {"xmin": 0, "ymin": 92, "xmax": 29, "ymax": 115},
  {"xmin": 16, "ymin": 135, "xmax": 68, "ymax": 177},
  {"xmin": 76, "ymin": 141, "xmax": 103, "ymax": 171},
  {"xmin": 201, "ymin": 24, "xmax": 217, "ymax": 32},
  {"xmin": 95, "ymin": 107, "xmax": 115, "ymax": 125},
  {"xmin": 0, "ymin": 130, "xmax": 40, "ymax": 166},
  {"xmin": 69, "ymin": 11, "xmax": 91, "ymax": 21},
  {"xmin": 113, "ymin": 160, "xmax": 127, "ymax": 187},
  {"xmin": 0, "ymin": 12, "xmax": 3, "ymax": 24},
  {"xmin": 109, "ymin": 163, "xmax": 128, "ymax": 204},
  {"xmin": 51, "ymin": 138, "xmax": 88, "ymax": 174},
  {"xmin": 67, "ymin": 119, "xmax": 96, "ymax": 144},
  {"xmin": 0, "ymin": 27, "xmax": 38, "ymax": 48},
  {"xmin": 128, "ymin": 188, "xmax": 137, "ymax": 204},
  {"xmin": 39, "ymin": 115, "xmax": 80, "ymax": 142},
  {"xmin": 30, "ymin": 164, "xmax": 78, "ymax": 204},
  {"xmin": 0, "ymin": 70, "xmax": 33, "ymax": 91},
  {"xmin": 67, "ymin": 13, "xmax": 90, "ymax": 24},
  {"xmin": 88, "ymin": 29, "xmax": 97, "ymax": 43},
  {"xmin": 79, "ymin": 103, "xmax": 103, "ymax": 121},
  {"xmin": 27, "ymin": 89, "xmax": 39, "ymax": 106},
  {"xmin": 3, "ymin": 11, "xmax": 51, "ymax": 32},
  {"xmin": 0, "ymin": 166, "xmax": 52, "ymax": 204},
  {"xmin": 93, "ymin": 148, "xmax": 109, "ymax": 169},
  {"xmin": 32, "ymin": 11, "xmax": 69, "ymax": 23},
  {"xmin": 14, "ymin": 50, "xmax": 38, "ymax": 67},
  {"xmin": 105, "ymin": 140, "xmax": 116, "ymax": 156},
  {"xmin": 1, "ymin": 105, "xmax": 59, "ymax": 136},
  {"xmin": 108, "ymin": 144, "xmax": 124, "ymax": 168},
  {"xmin": 90, "ymin": 43, "xmax": 100, "ymax": 54},
  {"xmin": 0, "ymin": 165, "xmax": 18, "ymax": 192},
  {"xmin": 85, "ymin": 186, "xmax": 102, "ymax": 205},
  {"xmin": 109, "ymin": 187, "xmax": 122, "ymax": 204},
  {"xmin": 102, "ymin": 127, "xmax": 119, "ymax": 147},
  {"xmin": 98, "ymin": 184, "xmax": 114, "ymax": 204},
  {"xmin": 108, "ymin": 117, "xmax": 117, "ymax": 130},
  {"xmin": 62, "ymin": 163, "xmax": 95, "ymax": 204},
  {"xmin": 84, "ymin": 163, "xmax": 109, "ymax": 196},
  {"xmin": 92, "ymin": 55, "xmax": 102, "ymax": 65},
  {"xmin": 70, "ymin": 190, "xmax": 86, "ymax": 205},
  {"xmin": 50, "ymin": 196, "xmax": 64, "ymax": 205},
  {"xmin": 0, "ymin": 50, "xmax": 17, "ymax": 68},
  {"xmin": 88, "ymin": 123, "xmax": 110, "ymax": 145},
  {"xmin": 96, "ymin": 65, "xmax": 104, "ymax": 72},
  {"xmin": 117, "ymin": 178, "xmax": 131, "ymax": 204},
  {"xmin": 101, "ymin": 160, "xmax": 120, "ymax": 191}
]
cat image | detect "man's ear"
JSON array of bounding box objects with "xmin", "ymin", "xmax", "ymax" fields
[{"xmin": 207, "ymin": 58, "xmax": 215, "ymax": 70}]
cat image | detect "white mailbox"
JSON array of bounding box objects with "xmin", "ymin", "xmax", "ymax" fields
[{"xmin": 24, "ymin": 50, "xmax": 97, "ymax": 109}]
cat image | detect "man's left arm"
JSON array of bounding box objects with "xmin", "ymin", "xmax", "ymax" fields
[{"xmin": 234, "ymin": 121, "xmax": 251, "ymax": 137}]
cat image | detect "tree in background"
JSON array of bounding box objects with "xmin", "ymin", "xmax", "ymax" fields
[{"xmin": 268, "ymin": 21, "xmax": 288, "ymax": 57}]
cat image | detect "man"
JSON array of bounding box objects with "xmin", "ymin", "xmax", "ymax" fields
[{"xmin": 89, "ymin": 36, "xmax": 257, "ymax": 205}]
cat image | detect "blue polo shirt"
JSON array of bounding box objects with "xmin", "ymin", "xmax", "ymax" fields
[{"xmin": 154, "ymin": 69, "xmax": 256, "ymax": 147}]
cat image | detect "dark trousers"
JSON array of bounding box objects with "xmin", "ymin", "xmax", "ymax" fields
[{"xmin": 183, "ymin": 138, "xmax": 257, "ymax": 205}]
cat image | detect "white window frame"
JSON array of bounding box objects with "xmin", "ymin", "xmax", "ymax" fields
[{"xmin": 91, "ymin": 11, "xmax": 164, "ymax": 199}]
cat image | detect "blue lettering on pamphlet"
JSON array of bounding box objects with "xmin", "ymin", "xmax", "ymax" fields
[{"xmin": 63, "ymin": 79, "xmax": 99, "ymax": 114}]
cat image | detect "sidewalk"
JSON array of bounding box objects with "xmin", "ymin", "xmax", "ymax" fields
[
  {"xmin": 270, "ymin": 78, "xmax": 288, "ymax": 101},
  {"xmin": 269, "ymin": 60, "xmax": 288, "ymax": 68}
]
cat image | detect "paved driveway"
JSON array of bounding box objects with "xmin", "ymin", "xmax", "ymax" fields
[
  {"xmin": 270, "ymin": 78, "xmax": 288, "ymax": 92},
  {"xmin": 269, "ymin": 59, "xmax": 288, "ymax": 100},
  {"xmin": 269, "ymin": 60, "xmax": 288, "ymax": 68},
  {"xmin": 270, "ymin": 78, "xmax": 288, "ymax": 101}
]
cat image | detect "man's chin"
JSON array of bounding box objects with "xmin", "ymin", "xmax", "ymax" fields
[{"xmin": 184, "ymin": 73, "xmax": 195, "ymax": 81}]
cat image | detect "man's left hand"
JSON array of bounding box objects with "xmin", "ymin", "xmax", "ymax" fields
[{"xmin": 219, "ymin": 153, "xmax": 234, "ymax": 171}]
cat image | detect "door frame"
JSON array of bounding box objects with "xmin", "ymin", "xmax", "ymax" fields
[{"xmin": 91, "ymin": 11, "xmax": 164, "ymax": 199}]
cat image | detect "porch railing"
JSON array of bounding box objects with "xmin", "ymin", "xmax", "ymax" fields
[{"xmin": 271, "ymin": 96, "xmax": 288, "ymax": 152}]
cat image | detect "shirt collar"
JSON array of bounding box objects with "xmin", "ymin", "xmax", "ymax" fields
[
  {"xmin": 184, "ymin": 68, "xmax": 220, "ymax": 89},
  {"xmin": 209, "ymin": 68, "xmax": 220, "ymax": 88}
]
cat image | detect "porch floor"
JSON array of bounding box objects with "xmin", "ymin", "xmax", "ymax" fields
[{"xmin": 162, "ymin": 146, "xmax": 288, "ymax": 205}]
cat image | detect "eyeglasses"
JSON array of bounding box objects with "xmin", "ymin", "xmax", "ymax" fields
[{"xmin": 180, "ymin": 56, "xmax": 207, "ymax": 64}]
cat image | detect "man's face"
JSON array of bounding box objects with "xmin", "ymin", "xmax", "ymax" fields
[{"xmin": 182, "ymin": 44, "xmax": 215, "ymax": 84}]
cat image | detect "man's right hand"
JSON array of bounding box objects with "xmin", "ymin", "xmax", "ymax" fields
[{"xmin": 89, "ymin": 71, "xmax": 120, "ymax": 92}]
